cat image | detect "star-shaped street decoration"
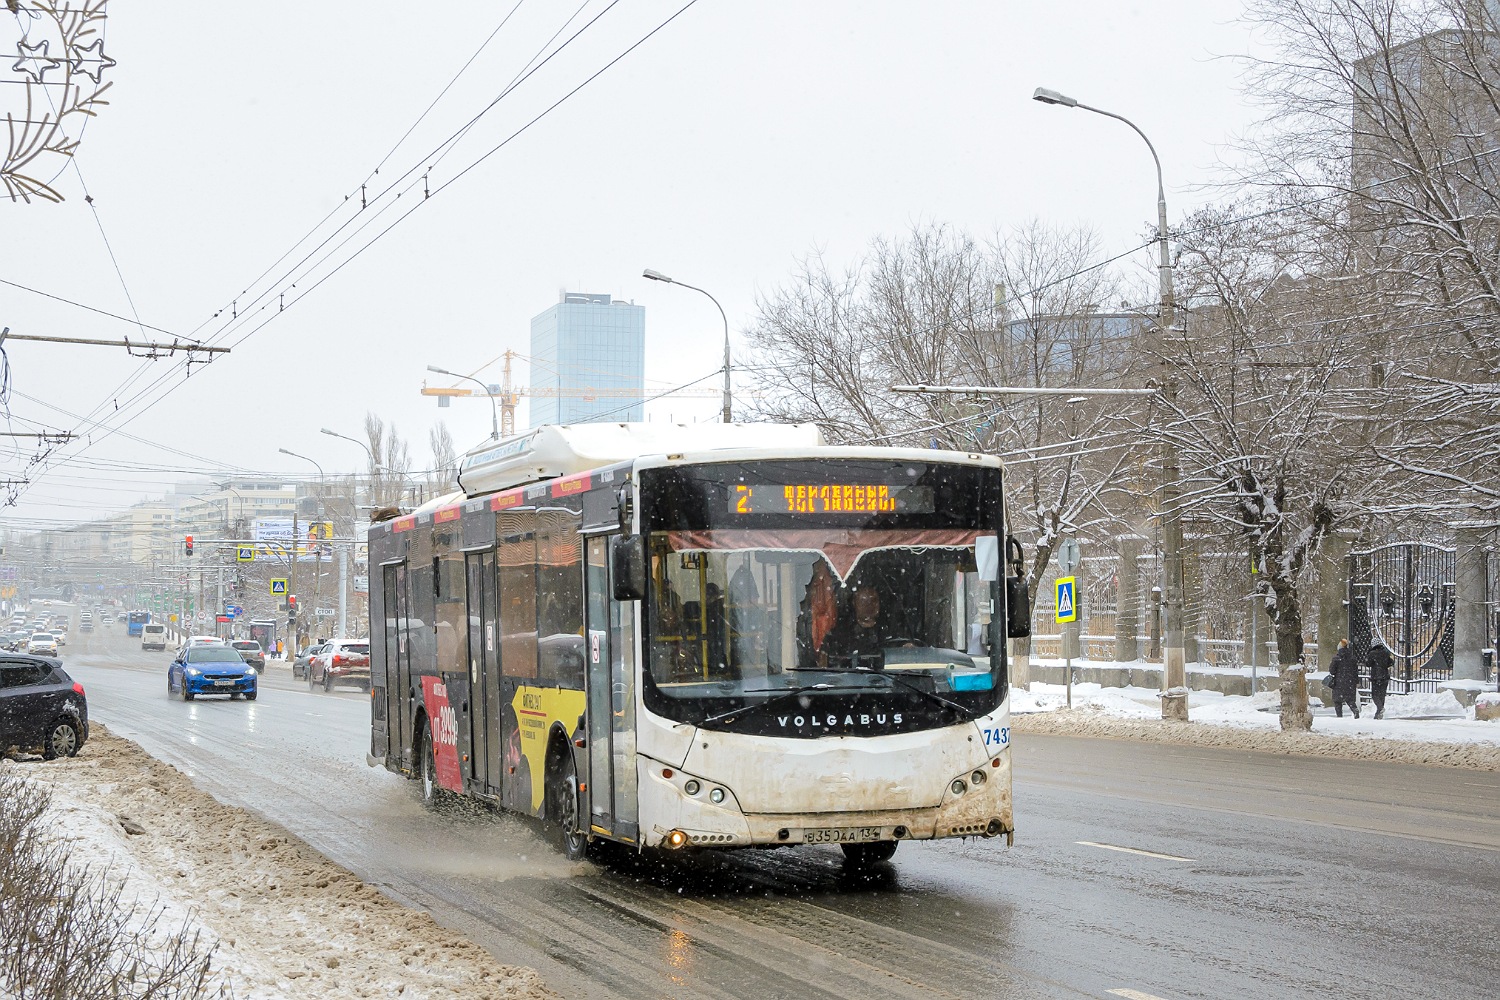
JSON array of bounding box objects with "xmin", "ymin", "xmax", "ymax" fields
[
  {"xmin": 69, "ymin": 37, "xmax": 115, "ymax": 85},
  {"xmin": 12, "ymin": 38, "xmax": 60, "ymax": 85}
]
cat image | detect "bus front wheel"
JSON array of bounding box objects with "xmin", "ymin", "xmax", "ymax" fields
[
  {"xmin": 546, "ymin": 754, "xmax": 588, "ymax": 862},
  {"xmin": 841, "ymin": 841, "xmax": 898, "ymax": 866}
]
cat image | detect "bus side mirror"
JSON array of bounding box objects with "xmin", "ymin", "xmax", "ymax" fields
[
  {"xmin": 611, "ymin": 535, "xmax": 647, "ymax": 602},
  {"xmin": 1004, "ymin": 535, "xmax": 1031, "ymax": 639}
]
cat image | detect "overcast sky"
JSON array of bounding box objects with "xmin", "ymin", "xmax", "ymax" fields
[{"xmin": 1, "ymin": 0, "xmax": 1267, "ymax": 532}]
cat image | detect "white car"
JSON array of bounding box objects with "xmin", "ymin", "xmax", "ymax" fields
[
  {"xmin": 181, "ymin": 635, "xmax": 225, "ymax": 650},
  {"xmin": 27, "ymin": 633, "xmax": 58, "ymax": 656},
  {"xmin": 48, "ymin": 628, "xmax": 67, "ymax": 647}
]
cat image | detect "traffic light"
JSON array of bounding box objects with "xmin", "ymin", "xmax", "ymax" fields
[
  {"xmin": 184, "ymin": 535, "xmax": 194, "ymax": 557},
  {"xmin": 287, "ymin": 594, "xmax": 297, "ymax": 619}
]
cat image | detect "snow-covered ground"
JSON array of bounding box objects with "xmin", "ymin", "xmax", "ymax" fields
[
  {"xmin": 1010, "ymin": 670, "xmax": 1500, "ymax": 772},
  {"xmin": 1012, "ymin": 681, "xmax": 1500, "ymax": 747}
]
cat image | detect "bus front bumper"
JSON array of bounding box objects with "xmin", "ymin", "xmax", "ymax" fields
[{"xmin": 637, "ymin": 748, "xmax": 1013, "ymax": 850}]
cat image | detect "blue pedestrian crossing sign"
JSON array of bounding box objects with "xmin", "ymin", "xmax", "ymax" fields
[
  {"xmin": 1055, "ymin": 576, "xmax": 1078, "ymax": 623},
  {"xmin": 270, "ymin": 578, "xmax": 288, "ymax": 596},
  {"xmin": 236, "ymin": 546, "xmax": 255, "ymax": 562}
]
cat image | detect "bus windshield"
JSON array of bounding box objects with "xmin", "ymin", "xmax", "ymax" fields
[{"xmin": 640, "ymin": 459, "xmax": 1006, "ymax": 737}]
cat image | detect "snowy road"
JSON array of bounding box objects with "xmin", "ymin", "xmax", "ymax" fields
[{"xmin": 64, "ymin": 629, "xmax": 1500, "ymax": 1000}]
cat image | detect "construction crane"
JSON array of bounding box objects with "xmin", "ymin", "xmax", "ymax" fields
[{"xmin": 420, "ymin": 350, "xmax": 718, "ymax": 436}]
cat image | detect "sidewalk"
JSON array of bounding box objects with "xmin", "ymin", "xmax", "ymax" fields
[
  {"xmin": 1012, "ymin": 677, "xmax": 1500, "ymax": 750},
  {"xmin": 1020, "ymin": 654, "xmax": 1498, "ymax": 706}
]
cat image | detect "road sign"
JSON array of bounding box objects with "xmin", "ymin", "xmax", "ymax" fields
[
  {"xmin": 225, "ymin": 604, "xmax": 244, "ymax": 617},
  {"xmin": 315, "ymin": 607, "xmax": 335, "ymax": 618},
  {"xmin": 270, "ymin": 578, "xmax": 288, "ymax": 595},
  {"xmin": 1055, "ymin": 576, "xmax": 1078, "ymax": 623},
  {"xmin": 1057, "ymin": 537, "xmax": 1082, "ymax": 574},
  {"xmin": 236, "ymin": 546, "xmax": 255, "ymax": 562}
]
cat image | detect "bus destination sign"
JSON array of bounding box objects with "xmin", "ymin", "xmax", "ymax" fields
[{"xmin": 731, "ymin": 483, "xmax": 934, "ymax": 515}]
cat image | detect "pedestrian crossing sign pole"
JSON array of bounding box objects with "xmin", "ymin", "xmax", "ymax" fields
[{"xmin": 1055, "ymin": 577, "xmax": 1077, "ymax": 623}]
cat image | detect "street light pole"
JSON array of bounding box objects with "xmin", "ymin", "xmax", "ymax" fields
[
  {"xmin": 427, "ymin": 365, "xmax": 500, "ymax": 439},
  {"xmin": 643, "ymin": 268, "xmax": 732, "ymax": 423},
  {"xmin": 281, "ymin": 446, "xmax": 347, "ymax": 640},
  {"xmin": 1033, "ymin": 85, "xmax": 1188, "ymax": 721}
]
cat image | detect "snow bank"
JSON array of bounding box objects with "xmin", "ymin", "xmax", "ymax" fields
[{"xmin": 8, "ymin": 726, "xmax": 558, "ymax": 1000}]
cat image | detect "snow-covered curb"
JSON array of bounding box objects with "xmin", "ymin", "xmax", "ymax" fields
[{"xmin": 3, "ymin": 726, "xmax": 557, "ymax": 999}]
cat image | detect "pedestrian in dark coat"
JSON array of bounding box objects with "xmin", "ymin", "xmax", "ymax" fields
[
  {"xmin": 1329, "ymin": 638, "xmax": 1360, "ymax": 719},
  {"xmin": 1366, "ymin": 639, "xmax": 1393, "ymax": 720}
]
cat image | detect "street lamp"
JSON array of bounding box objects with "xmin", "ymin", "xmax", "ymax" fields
[
  {"xmin": 1032, "ymin": 84, "xmax": 1188, "ymax": 721},
  {"xmin": 643, "ymin": 268, "xmax": 732, "ymax": 424},
  {"xmin": 427, "ymin": 364, "xmax": 500, "ymax": 440}
]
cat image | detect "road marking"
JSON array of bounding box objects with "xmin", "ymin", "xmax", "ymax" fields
[
  {"xmin": 1076, "ymin": 841, "xmax": 1194, "ymax": 862},
  {"xmin": 1107, "ymin": 991, "xmax": 1171, "ymax": 1000}
]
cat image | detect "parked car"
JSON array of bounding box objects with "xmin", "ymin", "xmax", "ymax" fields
[
  {"xmin": 140, "ymin": 622, "xmax": 168, "ymax": 652},
  {"xmin": 26, "ymin": 633, "xmax": 58, "ymax": 657},
  {"xmin": 229, "ymin": 639, "xmax": 266, "ymax": 670},
  {"xmin": 308, "ymin": 639, "xmax": 371, "ymax": 692},
  {"xmin": 292, "ymin": 642, "xmax": 326, "ymax": 681},
  {"xmin": 0, "ymin": 655, "xmax": 87, "ymax": 759},
  {"xmin": 167, "ymin": 645, "xmax": 258, "ymax": 701}
]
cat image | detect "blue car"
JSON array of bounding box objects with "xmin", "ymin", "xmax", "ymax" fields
[{"xmin": 167, "ymin": 645, "xmax": 258, "ymax": 701}]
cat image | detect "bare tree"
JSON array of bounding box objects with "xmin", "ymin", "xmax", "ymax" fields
[
  {"xmin": 1237, "ymin": 0, "xmax": 1500, "ymax": 516},
  {"xmin": 428, "ymin": 421, "xmax": 458, "ymax": 496},
  {"xmin": 363, "ymin": 413, "xmax": 413, "ymax": 507}
]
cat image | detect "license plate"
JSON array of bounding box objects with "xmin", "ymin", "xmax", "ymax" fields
[
  {"xmin": 802, "ymin": 826, "xmax": 882, "ymax": 845},
  {"xmin": 213, "ymin": 679, "xmax": 235, "ymax": 687}
]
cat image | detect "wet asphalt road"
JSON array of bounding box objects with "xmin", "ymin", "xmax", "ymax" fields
[{"xmin": 56, "ymin": 625, "xmax": 1500, "ymax": 1000}]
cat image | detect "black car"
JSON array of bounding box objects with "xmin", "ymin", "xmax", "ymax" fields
[{"xmin": 0, "ymin": 655, "xmax": 88, "ymax": 759}]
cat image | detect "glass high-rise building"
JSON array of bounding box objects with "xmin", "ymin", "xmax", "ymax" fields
[{"xmin": 529, "ymin": 292, "xmax": 645, "ymax": 427}]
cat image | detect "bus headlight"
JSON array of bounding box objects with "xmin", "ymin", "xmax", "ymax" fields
[
  {"xmin": 709, "ymin": 787, "xmax": 725, "ymax": 804},
  {"xmin": 666, "ymin": 829, "xmax": 688, "ymax": 849},
  {"xmin": 970, "ymin": 769, "xmax": 987, "ymax": 786},
  {"xmin": 950, "ymin": 778, "xmax": 967, "ymax": 796},
  {"xmin": 683, "ymin": 779, "xmax": 701, "ymax": 796}
]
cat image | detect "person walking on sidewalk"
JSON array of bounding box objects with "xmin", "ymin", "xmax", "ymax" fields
[
  {"xmin": 1367, "ymin": 638, "xmax": 1393, "ymax": 720},
  {"xmin": 1330, "ymin": 638, "xmax": 1361, "ymax": 719}
]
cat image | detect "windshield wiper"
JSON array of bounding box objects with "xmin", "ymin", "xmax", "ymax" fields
[
  {"xmin": 879, "ymin": 672, "xmax": 972, "ymax": 717},
  {"xmin": 689, "ymin": 683, "xmax": 868, "ymax": 729}
]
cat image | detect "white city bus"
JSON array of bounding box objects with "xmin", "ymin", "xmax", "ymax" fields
[{"xmin": 367, "ymin": 423, "xmax": 1030, "ymax": 864}]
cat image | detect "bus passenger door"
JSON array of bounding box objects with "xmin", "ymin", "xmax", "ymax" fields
[
  {"xmin": 383, "ymin": 564, "xmax": 410, "ymax": 768},
  {"xmin": 585, "ymin": 536, "xmax": 639, "ymax": 844},
  {"xmin": 465, "ymin": 551, "xmax": 491, "ymax": 791},
  {"xmin": 584, "ymin": 538, "xmax": 614, "ymax": 835}
]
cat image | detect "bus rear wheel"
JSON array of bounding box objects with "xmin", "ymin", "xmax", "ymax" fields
[
  {"xmin": 546, "ymin": 753, "xmax": 588, "ymax": 862},
  {"xmin": 841, "ymin": 841, "xmax": 898, "ymax": 866},
  {"xmin": 419, "ymin": 727, "xmax": 444, "ymax": 808}
]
